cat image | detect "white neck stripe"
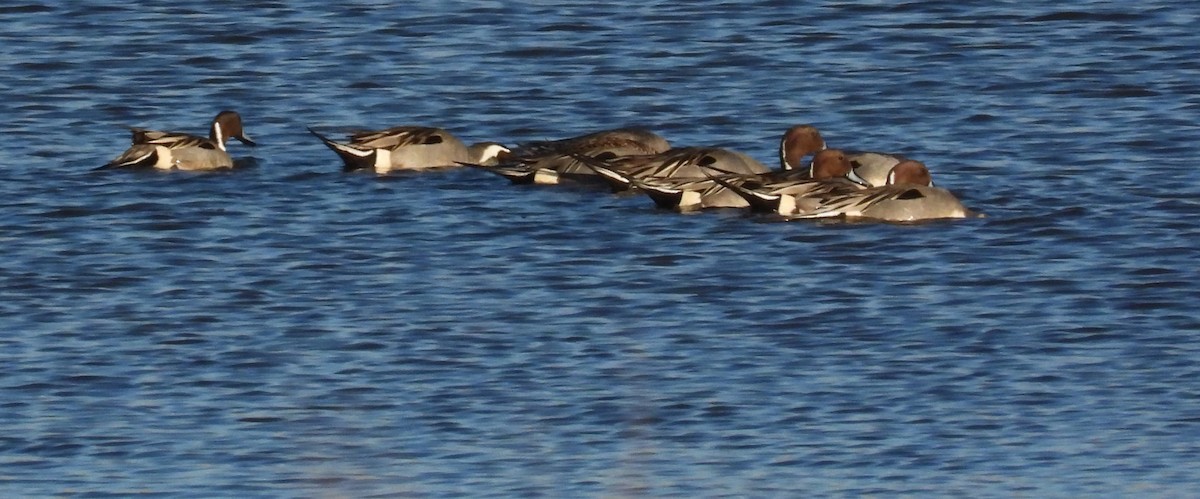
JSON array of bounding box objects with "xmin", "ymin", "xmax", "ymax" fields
[{"xmin": 213, "ymin": 122, "xmax": 227, "ymax": 151}]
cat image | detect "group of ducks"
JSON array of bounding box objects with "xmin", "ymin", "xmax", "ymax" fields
[{"xmin": 101, "ymin": 110, "xmax": 978, "ymax": 222}]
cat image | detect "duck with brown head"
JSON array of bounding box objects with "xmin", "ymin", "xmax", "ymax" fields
[
  {"xmin": 578, "ymin": 125, "xmax": 830, "ymax": 211},
  {"xmin": 789, "ymin": 160, "xmax": 977, "ymax": 222},
  {"xmin": 778, "ymin": 124, "xmax": 827, "ymax": 172},
  {"xmin": 100, "ymin": 110, "xmax": 255, "ymax": 171},
  {"xmin": 788, "ymin": 125, "xmax": 925, "ymax": 187},
  {"xmin": 706, "ymin": 148, "xmax": 868, "ymax": 214}
]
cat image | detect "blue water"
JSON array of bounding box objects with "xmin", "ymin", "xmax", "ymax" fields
[{"xmin": 3, "ymin": 1, "xmax": 1200, "ymax": 496}]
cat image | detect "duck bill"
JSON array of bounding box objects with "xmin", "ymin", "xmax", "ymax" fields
[
  {"xmin": 237, "ymin": 134, "xmax": 257, "ymax": 147},
  {"xmin": 846, "ymin": 169, "xmax": 870, "ymax": 187}
]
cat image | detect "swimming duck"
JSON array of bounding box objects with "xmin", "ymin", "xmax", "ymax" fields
[
  {"xmin": 469, "ymin": 127, "xmax": 671, "ymax": 184},
  {"xmin": 692, "ymin": 149, "xmax": 865, "ymax": 212},
  {"xmin": 309, "ymin": 125, "xmax": 509, "ymax": 173},
  {"xmin": 99, "ymin": 110, "xmax": 255, "ymax": 171},
  {"xmin": 786, "ymin": 125, "xmax": 916, "ymax": 187},
  {"xmin": 606, "ymin": 125, "xmax": 833, "ymax": 210},
  {"xmin": 768, "ymin": 160, "xmax": 972, "ymax": 222}
]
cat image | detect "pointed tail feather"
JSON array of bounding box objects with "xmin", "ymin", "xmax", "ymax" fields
[
  {"xmin": 307, "ymin": 127, "xmax": 376, "ymax": 172},
  {"xmin": 629, "ymin": 177, "xmax": 686, "ymax": 210},
  {"xmin": 458, "ymin": 161, "xmax": 539, "ymax": 184},
  {"xmin": 570, "ymin": 153, "xmax": 633, "ymax": 192},
  {"xmin": 705, "ymin": 172, "xmax": 783, "ymax": 214},
  {"xmin": 97, "ymin": 146, "xmax": 159, "ymax": 170}
]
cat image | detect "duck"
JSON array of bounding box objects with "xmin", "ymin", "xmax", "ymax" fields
[
  {"xmin": 777, "ymin": 124, "xmax": 829, "ymax": 173},
  {"xmin": 468, "ymin": 127, "xmax": 671, "ymax": 185},
  {"xmin": 99, "ymin": 110, "xmax": 255, "ymax": 171},
  {"xmin": 600, "ymin": 125, "xmax": 833, "ymax": 211},
  {"xmin": 694, "ymin": 148, "xmax": 866, "ymax": 213},
  {"xmin": 783, "ymin": 125, "xmax": 917, "ymax": 187},
  {"xmin": 818, "ymin": 134, "xmax": 917, "ymax": 187},
  {"xmin": 784, "ymin": 160, "xmax": 973, "ymax": 222},
  {"xmin": 308, "ymin": 125, "xmax": 509, "ymax": 173}
]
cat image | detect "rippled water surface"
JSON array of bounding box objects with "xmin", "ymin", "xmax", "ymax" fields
[{"xmin": 3, "ymin": 1, "xmax": 1200, "ymax": 496}]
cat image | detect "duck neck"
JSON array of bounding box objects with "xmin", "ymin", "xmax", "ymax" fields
[{"xmin": 210, "ymin": 122, "xmax": 228, "ymax": 152}]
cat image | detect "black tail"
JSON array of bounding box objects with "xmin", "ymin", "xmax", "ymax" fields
[
  {"xmin": 458, "ymin": 161, "xmax": 538, "ymax": 184},
  {"xmin": 638, "ymin": 182, "xmax": 685, "ymax": 209},
  {"xmin": 307, "ymin": 127, "xmax": 376, "ymax": 172}
]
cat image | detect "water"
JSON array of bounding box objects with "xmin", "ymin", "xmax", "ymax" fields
[{"xmin": 2, "ymin": 1, "xmax": 1199, "ymax": 496}]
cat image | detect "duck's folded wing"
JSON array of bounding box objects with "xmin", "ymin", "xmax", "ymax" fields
[{"xmin": 348, "ymin": 126, "xmax": 446, "ymax": 149}]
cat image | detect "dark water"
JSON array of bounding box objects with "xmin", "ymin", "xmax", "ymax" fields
[{"xmin": 3, "ymin": 1, "xmax": 1200, "ymax": 496}]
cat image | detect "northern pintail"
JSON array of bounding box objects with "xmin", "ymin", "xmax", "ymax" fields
[
  {"xmin": 470, "ymin": 127, "xmax": 671, "ymax": 185},
  {"xmin": 99, "ymin": 110, "xmax": 255, "ymax": 171},
  {"xmin": 698, "ymin": 149, "xmax": 866, "ymax": 213},
  {"xmin": 788, "ymin": 125, "xmax": 916, "ymax": 187},
  {"xmin": 604, "ymin": 125, "xmax": 832, "ymax": 211},
  {"xmin": 309, "ymin": 125, "xmax": 509, "ymax": 173},
  {"xmin": 818, "ymin": 136, "xmax": 916, "ymax": 187},
  {"xmin": 778, "ymin": 124, "xmax": 828, "ymax": 172},
  {"xmin": 769, "ymin": 160, "xmax": 972, "ymax": 222}
]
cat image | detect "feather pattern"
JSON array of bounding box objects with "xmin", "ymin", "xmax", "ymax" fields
[
  {"xmin": 310, "ymin": 124, "xmax": 507, "ymax": 173},
  {"xmin": 100, "ymin": 110, "xmax": 253, "ymax": 171}
]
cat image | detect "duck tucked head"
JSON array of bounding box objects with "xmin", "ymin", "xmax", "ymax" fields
[
  {"xmin": 779, "ymin": 124, "xmax": 826, "ymax": 171},
  {"xmin": 887, "ymin": 160, "xmax": 934, "ymax": 186},
  {"xmin": 468, "ymin": 142, "xmax": 512, "ymax": 166},
  {"xmin": 809, "ymin": 148, "xmax": 853, "ymax": 179},
  {"xmin": 210, "ymin": 110, "xmax": 255, "ymax": 151}
]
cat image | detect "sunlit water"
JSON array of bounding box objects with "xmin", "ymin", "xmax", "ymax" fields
[{"xmin": 2, "ymin": 1, "xmax": 1199, "ymax": 496}]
